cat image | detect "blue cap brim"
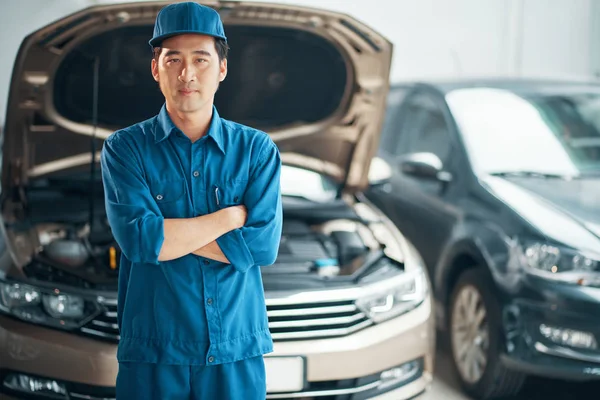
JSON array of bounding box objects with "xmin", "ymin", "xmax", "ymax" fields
[{"xmin": 149, "ymin": 30, "xmax": 227, "ymax": 47}]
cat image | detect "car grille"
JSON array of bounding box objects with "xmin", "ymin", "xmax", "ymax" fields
[
  {"xmin": 266, "ymin": 299, "xmax": 372, "ymax": 341},
  {"xmin": 80, "ymin": 297, "xmax": 120, "ymax": 341},
  {"xmin": 80, "ymin": 298, "xmax": 372, "ymax": 342}
]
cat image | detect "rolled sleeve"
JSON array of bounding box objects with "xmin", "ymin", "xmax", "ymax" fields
[
  {"xmin": 217, "ymin": 140, "xmax": 283, "ymax": 273},
  {"xmin": 101, "ymin": 133, "xmax": 165, "ymax": 265}
]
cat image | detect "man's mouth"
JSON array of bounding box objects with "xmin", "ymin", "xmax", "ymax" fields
[{"xmin": 179, "ymin": 89, "xmax": 197, "ymax": 95}]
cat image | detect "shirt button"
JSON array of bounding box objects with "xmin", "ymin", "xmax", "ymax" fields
[
  {"xmin": 156, "ymin": 194, "xmax": 163, "ymax": 200},
  {"xmin": 208, "ymin": 356, "xmax": 215, "ymax": 363},
  {"xmin": 203, "ymin": 260, "xmax": 209, "ymax": 265},
  {"xmin": 193, "ymin": 171, "xmax": 200, "ymax": 177},
  {"xmin": 207, "ymin": 298, "xmax": 213, "ymax": 306}
]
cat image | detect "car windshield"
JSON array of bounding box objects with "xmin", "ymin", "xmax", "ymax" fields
[
  {"xmin": 280, "ymin": 165, "xmax": 338, "ymax": 202},
  {"xmin": 445, "ymin": 87, "xmax": 600, "ymax": 177}
]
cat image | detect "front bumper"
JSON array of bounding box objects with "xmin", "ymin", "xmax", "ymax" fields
[
  {"xmin": 500, "ymin": 274, "xmax": 600, "ymax": 381},
  {"xmin": 0, "ymin": 296, "xmax": 434, "ymax": 399},
  {"xmin": 0, "ymin": 387, "xmax": 428, "ymax": 400}
]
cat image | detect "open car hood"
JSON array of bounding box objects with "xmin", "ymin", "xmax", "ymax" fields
[{"xmin": 2, "ymin": 1, "xmax": 392, "ymax": 195}]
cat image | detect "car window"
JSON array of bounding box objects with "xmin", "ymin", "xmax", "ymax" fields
[
  {"xmin": 446, "ymin": 88, "xmax": 600, "ymax": 176},
  {"xmin": 400, "ymin": 93, "xmax": 453, "ymax": 162},
  {"xmin": 405, "ymin": 95, "xmax": 452, "ymax": 161},
  {"xmin": 379, "ymin": 87, "xmax": 410, "ymax": 157},
  {"xmin": 280, "ymin": 165, "xmax": 338, "ymax": 202}
]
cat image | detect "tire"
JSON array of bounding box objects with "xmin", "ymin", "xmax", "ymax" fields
[{"xmin": 448, "ymin": 268, "xmax": 526, "ymax": 399}]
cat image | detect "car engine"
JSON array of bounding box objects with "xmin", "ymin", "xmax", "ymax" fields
[{"xmin": 6, "ymin": 193, "xmax": 392, "ymax": 291}]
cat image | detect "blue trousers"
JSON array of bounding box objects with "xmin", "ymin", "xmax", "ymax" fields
[{"xmin": 116, "ymin": 356, "xmax": 266, "ymax": 400}]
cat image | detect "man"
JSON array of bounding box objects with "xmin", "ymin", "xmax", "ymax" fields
[{"xmin": 100, "ymin": 2, "xmax": 283, "ymax": 399}]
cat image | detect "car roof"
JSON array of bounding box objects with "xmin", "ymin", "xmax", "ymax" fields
[{"xmin": 390, "ymin": 77, "xmax": 600, "ymax": 96}]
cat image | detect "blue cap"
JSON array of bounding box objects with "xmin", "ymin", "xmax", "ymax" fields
[{"xmin": 149, "ymin": 2, "xmax": 227, "ymax": 47}]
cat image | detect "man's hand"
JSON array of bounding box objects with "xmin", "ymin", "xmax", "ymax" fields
[
  {"xmin": 190, "ymin": 205, "xmax": 248, "ymax": 263},
  {"xmin": 227, "ymin": 205, "xmax": 248, "ymax": 229},
  {"xmin": 192, "ymin": 241, "xmax": 230, "ymax": 263}
]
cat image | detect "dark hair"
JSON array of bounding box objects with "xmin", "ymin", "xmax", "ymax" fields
[{"xmin": 152, "ymin": 37, "xmax": 229, "ymax": 61}]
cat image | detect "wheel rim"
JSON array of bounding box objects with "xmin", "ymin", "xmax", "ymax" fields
[{"xmin": 451, "ymin": 284, "xmax": 489, "ymax": 385}]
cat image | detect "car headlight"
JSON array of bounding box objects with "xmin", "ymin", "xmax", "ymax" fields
[
  {"xmin": 0, "ymin": 280, "xmax": 99, "ymax": 329},
  {"xmin": 521, "ymin": 241, "xmax": 600, "ymax": 286},
  {"xmin": 356, "ymin": 245, "xmax": 428, "ymax": 323}
]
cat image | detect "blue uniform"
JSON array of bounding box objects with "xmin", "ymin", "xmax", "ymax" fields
[
  {"xmin": 101, "ymin": 104, "xmax": 283, "ymax": 399},
  {"xmin": 115, "ymin": 356, "xmax": 266, "ymax": 400}
]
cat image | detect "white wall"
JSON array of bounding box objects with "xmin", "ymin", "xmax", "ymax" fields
[
  {"xmin": 0, "ymin": 0, "xmax": 597, "ymax": 125},
  {"xmin": 258, "ymin": 0, "xmax": 595, "ymax": 81},
  {"xmin": 521, "ymin": 0, "xmax": 593, "ymax": 78}
]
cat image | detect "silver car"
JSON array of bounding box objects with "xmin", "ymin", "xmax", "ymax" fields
[{"xmin": 0, "ymin": 1, "xmax": 435, "ymax": 399}]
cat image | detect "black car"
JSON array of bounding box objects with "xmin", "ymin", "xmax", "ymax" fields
[{"xmin": 366, "ymin": 79, "xmax": 600, "ymax": 399}]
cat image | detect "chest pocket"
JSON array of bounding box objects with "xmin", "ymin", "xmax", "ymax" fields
[
  {"xmin": 149, "ymin": 178, "xmax": 188, "ymax": 218},
  {"xmin": 211, "ymin": 180, "xmax": 248, "ymax": 212}
]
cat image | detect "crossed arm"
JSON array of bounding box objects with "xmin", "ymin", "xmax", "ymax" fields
[
  {"xmin": 191, "ymin": 237, "xmax": 231, "ymax": 263},
  {"xmin": 100, "ymin": 133, "xmax": 283, "ymax": 272},
  {"xmin": 158, "ymin": 206, "xmax": 246, "ymax": 263}
]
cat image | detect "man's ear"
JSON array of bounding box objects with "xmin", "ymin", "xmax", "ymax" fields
[
  {"xmin": 151, "ymin": 58, "xmax": 159, "ymax": 82},
  {"xmin": 219, "ymin": 58, "xmax": 228, "ymax": 82}
]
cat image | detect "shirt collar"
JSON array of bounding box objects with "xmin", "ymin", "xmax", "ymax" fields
[{"xmin": 154, "ymin": 103, "xmax": 226, "ymax": 154}]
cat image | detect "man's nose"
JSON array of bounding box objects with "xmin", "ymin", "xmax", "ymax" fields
[{"xmin": 178, "ymin": 64, "xmax": 196, "ymax": 83}]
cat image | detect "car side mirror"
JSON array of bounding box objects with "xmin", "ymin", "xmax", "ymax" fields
[
  {"xmin": 368, "ymin": 156, "xmax": 393, "ymax": 186},
  {"xmin": 399, "ymin": 152, "xmax": 452, "ymax": 182}
]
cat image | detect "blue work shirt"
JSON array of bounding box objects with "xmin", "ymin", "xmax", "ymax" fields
[{"xmin": 100, "ymin": 104, "xmax": 283, "ymax": 365}]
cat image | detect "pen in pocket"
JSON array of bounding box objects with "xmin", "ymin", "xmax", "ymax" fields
[{"xmin": 215, "ymin": 186, "xmax": 220, "ymax": 206}]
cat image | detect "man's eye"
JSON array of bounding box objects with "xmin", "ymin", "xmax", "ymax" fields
[
  {"xmin": 196, "ymin": 59, "xmax": 208, "ymax": 63},
  {"xmin": 166, "ymin": 58, "xmax": 180, "ymax": 64}
]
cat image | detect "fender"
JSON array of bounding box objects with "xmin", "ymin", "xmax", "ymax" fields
[{"xmin": 434, "ymin": 218, "xmax": 513, "ymax": 329}]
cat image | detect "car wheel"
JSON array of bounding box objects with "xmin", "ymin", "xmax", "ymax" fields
[{"xmin": 448, "ymin": 268, "xmax": 526, "ymax": 399}]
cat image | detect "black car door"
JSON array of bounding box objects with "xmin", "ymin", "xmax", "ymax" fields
[{"xmin": 374, "ymin": 89, "xmax": 462, "ymax": 275}]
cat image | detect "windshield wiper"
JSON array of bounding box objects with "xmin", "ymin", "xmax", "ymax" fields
[{"xmin": 489, "ymin": 171, "xmax": 576, "ymax": 179}]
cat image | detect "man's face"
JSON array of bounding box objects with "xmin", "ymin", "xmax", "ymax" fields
[{"xmin": 151, "ymin": 34, "xmax": 227, "ymax": 114}]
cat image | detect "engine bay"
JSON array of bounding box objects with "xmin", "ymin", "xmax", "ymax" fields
[
  {"xmin": 5, "ymin": 188, "xmax": 400, "ymax": 291},
  {"xmin": 23, "ymin": 221, "xmax": 122, "ymax": 290}
]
